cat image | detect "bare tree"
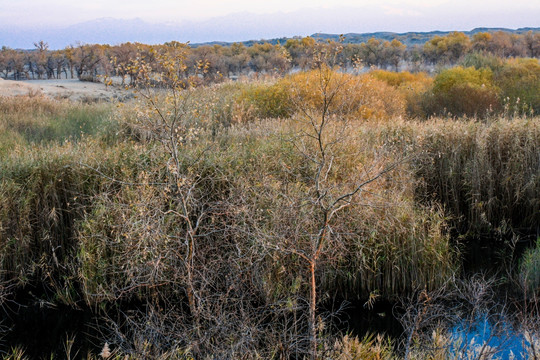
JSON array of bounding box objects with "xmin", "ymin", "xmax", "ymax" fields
[
  {"xmin": 74, "ymin": 43, "xmax": 103, "ymax": 79},
  {"xmin": 104, "ymin": 46, "xmax": 277, "ymax": 357},
  {"xmin": 254, "ymin": 43, "xmax": 397, "ymax": 359}
]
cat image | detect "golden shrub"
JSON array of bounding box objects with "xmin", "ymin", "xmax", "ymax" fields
[{"xmin": 278, "ymin": 67, "xmax": 407, "ymax": 120}]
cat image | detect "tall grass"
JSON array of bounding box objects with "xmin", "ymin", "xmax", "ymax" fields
[
  {"xmin": 413, "ymin": 117, "xmax": 540, "ymax": 236},
  {"xmin": 0, "ymin": 96, "xmax": 113, "ymax": 148},
  {"xmin": 0, "ymin": 93, "xmax": 539, "ymax": 357},
  {"xmin": 2, "ymin": 97, "xmax": 538, "ymax": 297},
  {"xmin": 0, "ymin": 137, "xmax": 151, "ymax": 304},
  {"xmin": 520, "ymin": 238, "xmax": 540, "ymax": 296}
]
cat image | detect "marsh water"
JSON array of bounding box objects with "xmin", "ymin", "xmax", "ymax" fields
[
  {"xmin": 450, "ymin": 315, "xmax": 532, "ymax": 360},
  {"xmin": 0, "ymin": 234, "xmax": 535, "ymax": 358}
]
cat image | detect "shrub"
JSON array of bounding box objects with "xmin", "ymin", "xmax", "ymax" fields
[
  {"xmin": 239, "ymin": 119, "xmax": 457, "ymax": 300},
  {"xmin": 370, "ymin": 70, "xmax": 433, "ymax": 119},
  {"xmin": 424, "ymin": 66, "xmax": 501, "ymax": 118},
  {"xmin": 460, "ymin": 52, "xmax": 504, "ymax": 72},
  {"xmin": 494, "ymin": 58, "xmax": 540, "ymax": 116},
  {"xmin": 279, "ymin": 68, "xmax": 406, "ymax": 120},
  {"xmin": 370, "ymin": 69, "xmax": 431, "ymax": 88},
  {"xmin": 236, "ymin": 82, "xmax": 293, "ymax": 119}
]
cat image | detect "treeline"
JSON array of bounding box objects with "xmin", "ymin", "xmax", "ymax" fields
[{"xmin": 1, "ymin": 30, "xmax": 539, "ymax": 81}]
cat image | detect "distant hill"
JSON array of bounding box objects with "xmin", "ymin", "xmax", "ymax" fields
[
  {"xmin": 193, "ymin": 27, "xmax": 540, "ymax": 48},
  {"xmin": 309, "ymin": 27, "xmax": 540, "ymax": 47}
]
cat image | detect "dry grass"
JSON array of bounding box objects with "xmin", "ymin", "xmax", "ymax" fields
[
  {"xmin": 0, "ymin": 95, "xmax": 112, "ymax": 148},
  {"xmin": 0, "ymin": 89, "xmax": 539, "ymax": 358},
  {"xmin": 413, "ymin": 117, "xmax": 540, "ymax": 235}
]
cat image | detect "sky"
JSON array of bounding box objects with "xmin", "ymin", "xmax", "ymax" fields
[
  {"xmin": 0, "ymin": 0, "xmax": 539, "ymax": 48},
  {"xmin": 1, "ymin": 0, "xmax": 539, "ymax": 27}
]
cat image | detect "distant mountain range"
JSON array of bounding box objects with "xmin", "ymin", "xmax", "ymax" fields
[
  {"xmin": 199, "ymin": 27, "xmax": 540, "ymax": 48},
  {"xmin": 1, "ymin": 10, "xmax": 539, "ymax": 50},
  {"xmin": 314, "ymin": 27, "xmax": 540, "ymax": 47}
]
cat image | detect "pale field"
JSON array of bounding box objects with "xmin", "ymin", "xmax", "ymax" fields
[{"xmin": 0, "ymin": 77, "xmax": 133, "ymax": 101}]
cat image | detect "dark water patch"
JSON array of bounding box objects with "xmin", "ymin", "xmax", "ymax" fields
[
  {"xmin": 326, "ymin": 298, "xmax": 403, "ymax": 339},
  {"xmin": 0, "ymin": 286, "xmax": 168, "ymax": 359},
  {"xmin": 0, "ymin": 302, "xmax": 102, "ymax": 359},
  {"xmin": 458, "ymin": 231, "xmax": 538, "ymax": 275}
]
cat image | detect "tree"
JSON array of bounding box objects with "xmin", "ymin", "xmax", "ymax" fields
[
  {"xmin": 46, "ymin": 51, "xmax": 66, "ymax": 79},
  {"xmin": 52, "ymin": 51, "xmax": 67, "ymax": 79},
  {"xmin": 74, "ymin": 43, "xmax": 104, "ymax": 79},
  {"xmin": 33, "ymin": 40, "xmax": 49, "ymax": 79},
  {"xmin": 360, "ymin": 38, "xmax": 386, "ymax": 67},
  {"xmin": 284, "ymin": 37, "xmax": 316, "ymax": 70},
  {"xmin": 118, "ymin": 45, "xmax": 211, "ymax": 353},
  {"xmin": 524, "ymin": 31, "xmax": 540, "ymax": 58},
  {"xmin": 359, "ymin": 38, "xmax": 406, "ymax": 69},
  {"xmin": 64, "ymin": 46, "xmax": 76, "ymax": 79},
  {"xmin": 259, "ymin": 44, "xmax": 396, "ymax": 359},
  {"xmin": 486, "ymin": 31, "xmax": 527, "ymax": 58},
  {"xmin": 472, "ymin": 32, "xmax": 493, "ymax": 53},
  {"xmin": 248, "ymin": 43, "xmax": 290, "ymax": 74},
  {"xmin": 339, "ymin": 43, "xmax": 363, "ymax": 69},
  {"xmin": 423, "ymin": 32, "xmax": 471, "ymax": 64},
  {"xmin": 384, "ymin": 39, "xmax": 406, "ymax": 71},
  {"xmin": 110, "ymin": 42, "xmax": 138, "ymax": 85},
  {"xmin": 190, "ymin": 44, "xmax": 228, "ymax": 82},
  {"xmin": 12, "ymin": 52, "xmax": 26, "ymax": 80},
  {"xmin": 0, "ymin": 46, "xmax": 15, "ymax": 79},
  {"xmin": 227, "ymin": 42, "xmax": 250, "ymax": 76}
]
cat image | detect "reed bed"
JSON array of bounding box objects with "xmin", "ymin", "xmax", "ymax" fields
[{"xmin": 0, "ymin": 93, "xmax": 539, "ymax": 358}]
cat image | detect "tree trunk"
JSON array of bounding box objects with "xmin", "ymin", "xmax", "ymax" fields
[{"xmin": 309, "ymin": 260, "xmax": 317, "ymax": 360}]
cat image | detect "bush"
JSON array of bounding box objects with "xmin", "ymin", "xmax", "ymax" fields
[
  {"xmin": 460, "ymin": 52, "xmax": 504, "ymax": 72},
  {"xmin": 236, "ymin": 82, "xmax": 293, "ymax": 119},
  {"xmin": 370, "ymin": 70, "xmax": 433, "ymax": 119},
  {"xmin": 494, "ymin": 58, "xmax": 540, "ymax": 116},
  {"xmin": 424, "ymin": 66, "xmax": 501, "ymax": 118},
  {"xmin": 370, "ymin": 70, "xmax": 432, "ymax": 88},
  {"xmin": 279, "ymin": 68, "xmax": 406, "ymax": 120}
]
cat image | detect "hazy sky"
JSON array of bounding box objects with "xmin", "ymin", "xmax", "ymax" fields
[
  {"xmin": 1, "ymin": 0, "xmax": 539, "ymax": 48},
  {"xmin": 2, "ymin": 0, "xmax": 539, "ymax": 27}
]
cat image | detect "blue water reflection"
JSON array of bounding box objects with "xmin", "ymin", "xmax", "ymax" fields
[{"xmin": 450, "ymin": 315, "xmax": 530, "ymax": 360}]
